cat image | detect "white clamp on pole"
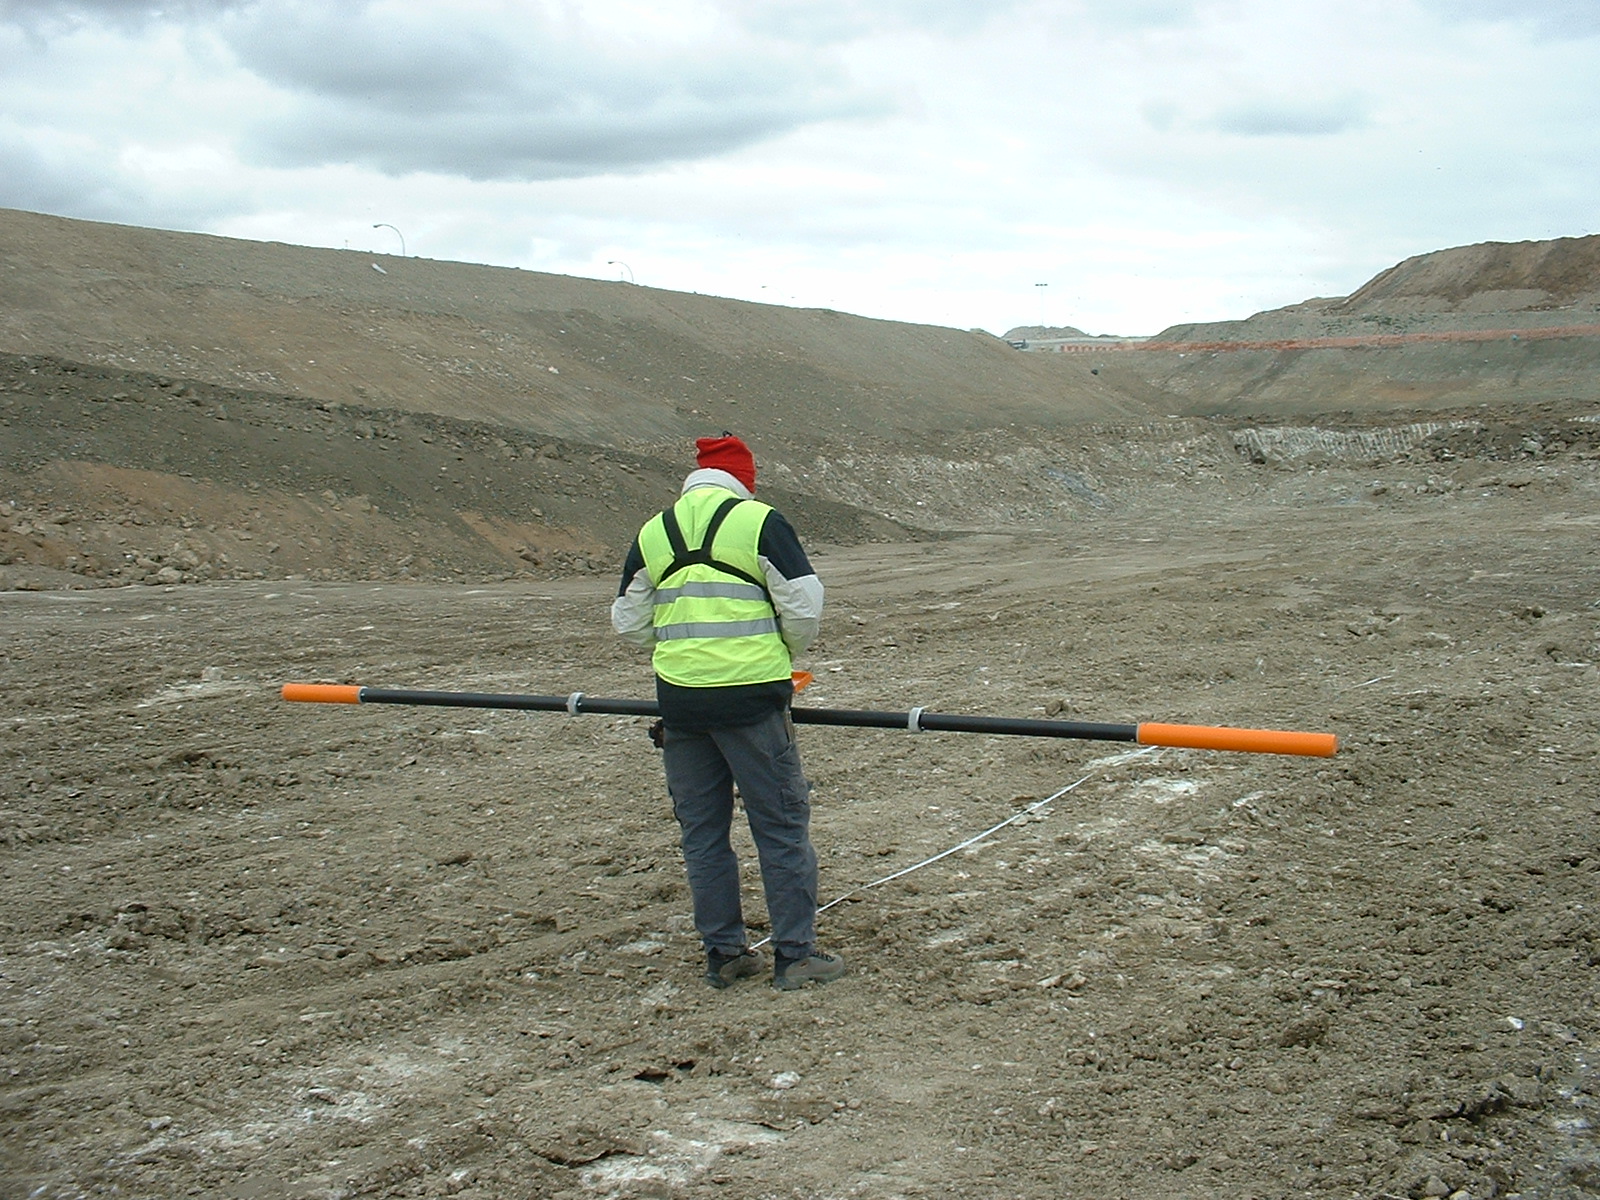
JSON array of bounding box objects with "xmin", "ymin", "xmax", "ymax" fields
[
  {"xmin": 907, "ymin": 706, "xmax": 925, "ymax": 732},
  {"xmin": 565, "ymin": 692, "xmax": 584, "ymax": 717}
]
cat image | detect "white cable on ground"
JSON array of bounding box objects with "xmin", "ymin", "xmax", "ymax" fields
[{"xmin": 750, "ymin": 745, "xmax": 1160, "ymax": 950}]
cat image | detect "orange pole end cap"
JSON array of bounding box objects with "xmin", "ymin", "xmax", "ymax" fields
[
  {"xmin": 1137, "ymin": 722, "xmax": 1338, "ymax": 757},
  {"xmin": 281, "ymin": 683, "xmax": 363, "ymax": 704}
]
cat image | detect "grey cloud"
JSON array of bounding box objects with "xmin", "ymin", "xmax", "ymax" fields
[
  {"xmin": 742, "ymin": 0, "xmax": 1030, "ymax": 42},
  {"xmin": 1210, "ymin": 97, "xmax": 1369, "ymax": 138},
  {"xmin": 0, "ymin": 126, "xmax": 250, "ymax": 229},
  {"xmin": 0, "ymin": 135, "xmax": 126, "ymax": 216},
  {"xmin": 223, "ymin": 6, "xmax": 523, "ymax": 111},
  {"xmin": 740, "ymin": 0, "xmax": 1192, "ymax": 45},
  {"xmin": 224, "ymin": 4, "xmax": 886, "ymax": 181},
  {"xmin": 0, "ymin": 132, "xmax": 181, "ymax": 225},
  {"xmin": 1139, "ymin": 94, "xmax": 1369, "ymax": 139},
  {"xmin": 1141, "ymin": 99, "xmax": 1180, "ymax": 133},
  {"xmin": 1081, "ymin": 0, "xmax": 1197, "ymax": 30},
  {"xmin": 1418, "ymin": 0, "xmax": 1600, "ymax": 38},
  {"xmin": 0, "ymin": 0, "xmax": 254, "ymax": 33},
  {"xmin": 248, "ymin": 96, "xmax": 868, "ymax": 181}
]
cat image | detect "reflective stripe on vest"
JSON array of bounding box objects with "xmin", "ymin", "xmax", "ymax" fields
[
  {"xmin": 638, "ymin": 489, "xmax": 792, "ymax": 687},
  {"xmin": 653, "ymin": 580, "xmax": 771, "ymax": 605}
]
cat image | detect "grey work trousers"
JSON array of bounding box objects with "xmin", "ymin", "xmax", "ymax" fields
[{"xmin": 661, "ymin": 708, "xmax": 818, "ymax": 962}]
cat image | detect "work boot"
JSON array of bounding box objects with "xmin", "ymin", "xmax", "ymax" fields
[
  {"xmin": 704, "ymin": 947, "xmax": 764, "ymax": 990},
  {"xmin": 772, "ymin": 950, "xmax": 846, "ymax": 991}
]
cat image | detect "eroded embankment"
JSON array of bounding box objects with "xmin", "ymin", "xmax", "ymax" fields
[{"xmin": 5, "ymin": 352, "xmax": 1600, "ymax": 592}]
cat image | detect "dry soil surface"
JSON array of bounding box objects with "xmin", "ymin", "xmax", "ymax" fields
[
  {"xmin": 5, "ymin": 214, "xmax": 1600, "ymax": 1199},
  {"xmin": 5, "ymin": 444, "xmax": 1600, "ymax": 1200}
]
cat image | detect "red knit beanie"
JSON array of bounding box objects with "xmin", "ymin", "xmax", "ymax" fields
[{"xmin": 695, "ymin": 433, "xmax": 756, "ymax": 492}]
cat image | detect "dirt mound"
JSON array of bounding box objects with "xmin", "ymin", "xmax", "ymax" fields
[
  {"xmin": 1334, "ymin": 234, "xmax": 1600, "ymax": 314},
  {"xmin": 0, "ymin": 352, "xmax": 914, "ymax": 589},
  {"xmin": 5, "ymin": 212, "xmax": 1600, "ymax": 1200},
  {"xmin": 1084, "ymin": 234, "xmax": 1600, "ymax": 419},
  {"xmin": 0, "ymin": 206, "xmax": 1175, "ymax": 581},
  {"xmin": 5, "ymin": 212, "xmax": 1600, "ymax": 587},
  {"xmin": 0, "ymin": 207, "xmax": 1148, "ymax": 453},
  {"xmin": 1001, "ymin": 324, "xmax": 1094, "ymax": 340},
  {"xmin": 1152, "ymin": 233, "xmax": 1600, "ymax": 344}
]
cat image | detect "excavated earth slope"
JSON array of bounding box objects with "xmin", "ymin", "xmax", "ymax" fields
[
  {"xmin": 1094, "ymin": 235, "xmax": 1600, "ymax": 418},
  {"xmin": 0, "ymin": 208, "xmax": 1147, "ymax": 450},
  {"xmin": 3, "ymin": 213, "xmax": 1600, "ymax": 1200}
]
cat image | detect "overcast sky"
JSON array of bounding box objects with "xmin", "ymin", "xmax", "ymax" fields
[{"xmin": 1, "ymin": 0, "xmax": 1596, "ymax": 335}]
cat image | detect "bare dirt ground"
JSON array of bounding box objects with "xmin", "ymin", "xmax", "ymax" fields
[
  {"xmin": 4, "ymin": 438, "xmax": 1600, "ymax": 1200},
  {"xmin": 4, "ymin": 213, "xmax": 1600, "ymax": 1199}
]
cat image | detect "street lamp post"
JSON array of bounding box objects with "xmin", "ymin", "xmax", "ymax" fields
[
  {"xmin": 607, "ymin": 260, "xmax": 635, "ymax": 284},
  {"xmin": 373, "ymin": 223, "xmax": 406, "ymax": 257},
  {"xmin": 1035, "ymin": 282, "xmax": 1048, "ymax": 330}
]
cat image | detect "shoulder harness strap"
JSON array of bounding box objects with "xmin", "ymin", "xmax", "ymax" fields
[{"xmin": 659, "ymin": 496, "xmax": 771, "ymax": 598}]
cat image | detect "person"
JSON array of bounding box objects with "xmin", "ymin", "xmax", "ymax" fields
[{"xmin": 612, "ymin": 433, "xmax": 844, "ymax": 992}]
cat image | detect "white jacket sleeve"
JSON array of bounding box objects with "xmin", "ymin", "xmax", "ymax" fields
[
  {"xmin": 611, "ymin": 543, "xmax": 657, "ymax": 649},
  {"xmin": 767, "ymin": 570, "xmax": 824, "ymax": 655}
]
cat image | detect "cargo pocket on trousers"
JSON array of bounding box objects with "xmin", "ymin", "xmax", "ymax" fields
[{"xmin": 774, "ymin": 737, "xmax": 811, "ymax": 816}]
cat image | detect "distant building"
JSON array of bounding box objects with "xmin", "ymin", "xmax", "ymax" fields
[{"xmin": 1005, "ymin": 333, "xmax": 1151, "ymax": 353}]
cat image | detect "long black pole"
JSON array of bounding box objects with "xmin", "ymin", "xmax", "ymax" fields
[{"xmin": 282, "ymin": 683, "xmax": 1336, "ymax": 756}]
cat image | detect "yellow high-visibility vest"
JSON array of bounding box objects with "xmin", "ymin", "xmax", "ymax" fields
[{"xmin": 638, "ymin": 488, "xmax": 792, "ymax": 687}]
